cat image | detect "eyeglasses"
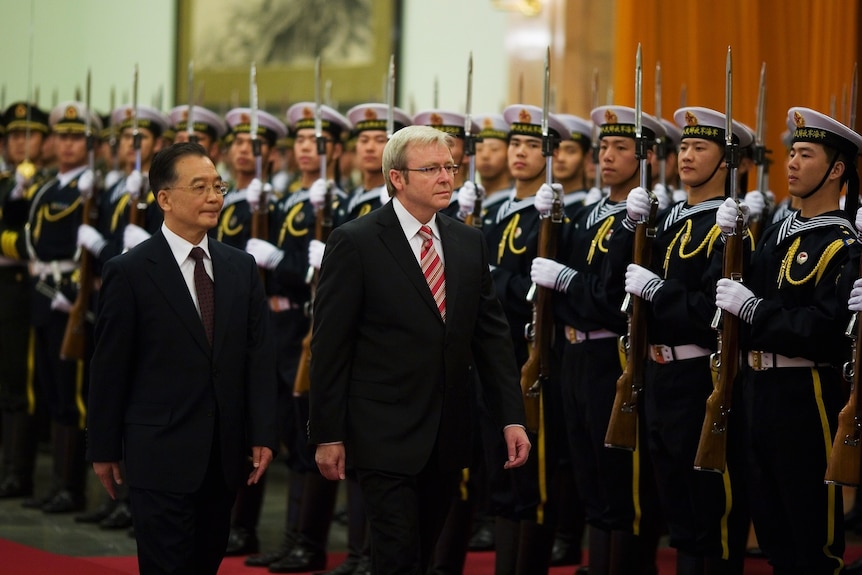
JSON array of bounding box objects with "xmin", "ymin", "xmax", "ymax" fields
[
  {"xmin": 165, "ymin": 182, "xmax": 229, "ymax": 196},
  {"xmin": 401, "ymin": 164, "xmax": 459, "ymax": 177}
]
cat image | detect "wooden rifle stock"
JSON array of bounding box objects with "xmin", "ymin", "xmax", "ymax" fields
[
  {"xmin": 519, "ymin": 195, "xmax": 560, "ymax": 433},
  {"xmin": 825, "ymin": 270, "xmax": 862, "ymax": 486},
  {"xmin": 293, "ymin": 184, "xmax": 334, "ymax": 397},
  {"xmin": 605, "ymin": 202, "xmax": 657, "ymax": 450},
  {"xmin": 60, "ymin": 193, "xmax": 98, "ymax": 360},
  {"xmin": 693, "ymin": 224, "xmax": 744, "ymax": 472}
]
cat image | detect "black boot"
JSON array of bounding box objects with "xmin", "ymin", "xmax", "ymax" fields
[
  {"xmin": 267, "ymin": 472, "xmax": 337, "ymax": 573},
  {"xmin": 226, "ymin": 464, "xmax": 267, "ymax": 556},
  {"xmin": 493, "ymin": 517, "xmax": 520, "ymax": 575},
  {"xmin": 430, "ymin": 496, "xmax": 474, "ymax": 574},
  {"xmin": 0, "ymin": 411, "xmax": 36, "ymax": 498},
  {"xmin": 246, "ymin": 469, "xmax": 305, "ymax": 567},
  {"xmin": 75, "ymin": 495, "xmax": 118, "ymax": 523},
  {"xmin": 587, "ymin": 527, "xmax": 611, "ymax": 575},
  {"xmin": 514, "ymin": 520, "xmax": 555, "ymax": 575},
  {"xmin": 41, "ymin": 423, "xmax": 85, "ymax": 513}
]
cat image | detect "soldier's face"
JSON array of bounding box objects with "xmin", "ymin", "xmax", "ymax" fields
[
  {"xmin": 508, "ymin": 135, "xmax": 546, "ymax": 182},
  {"xmin": 598, "ymin": 136, "xmax": 637, "ymax": 187},
  {"xmin": 119, "ymin": 128, "xmax": 158, "ymax": 164},
  {"xmin": 55, "ymin": 133, "xmax": 88, "ymax": 170},
  {"xmin": 787, "ymin": 142, "xmax": 838, "ymax": 198},
  {"xmin": 356, "ymin": 131, "xmax": 387, "ymax": 173},
  {"xmin": 6, "ymin": 130, "xmax": 44, "ymax": 164},
  {"xmin": 476, "ymin": 139, "xmax": 509, "ymax": 181},
  {"xmin": 229, "ymin": 133, "xmax": 270, "ymax": 176},
  {"xmin": 293, "ymin": 128, "xmax": 336, "ymax": 176},
  {"xmin": 677, "ymin": 138, "xmax": 723, "ymax": 188},
  {"xmin": 553, "ymin": 141, "xmax": 585, "ymax": 183}
]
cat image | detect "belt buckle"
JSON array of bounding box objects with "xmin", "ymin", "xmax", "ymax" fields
[
  {"xmin": 651, "ymin": 345, "xmax": 669, "ymax": 364},
  {"xmin": 565, "ymin": 326, "xmax": 578, "ymax": 344},
  {"xmin": 751, "ymin": 351, "xmax": 766, "ymax": 371}
]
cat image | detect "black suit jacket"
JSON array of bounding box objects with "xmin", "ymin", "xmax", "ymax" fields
[
  {"xmin": 309, "ymin": 201, "xmax": 524, "ymax": 475},
  {"xmin": 86, "ymin": 230, "xmax": 277, "ymax": 493}
]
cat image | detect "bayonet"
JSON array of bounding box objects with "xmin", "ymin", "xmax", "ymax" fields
[
  {"xmin": 314, "ymin": 56, "xmax": 327, "ymax": 180},
  {"xmin": 655, "ymin": 61, "xmax": 666, "ymax": 188},
  {"xmin": 634, "ymin": 44, "xmax": 647, "ymax": 191},
  {"xmin": 754, "ymin": 62, "xmax": 767, "ymax": 195},
  {"xmin": 17, "ymin": 0, "xmax": 36, "ymax": 182},
  {"xmin": 851, "ymin": 63, "xmax": 858, "ymax": 131},
  {"xmin": 86, "ymin": 69, "xmax": 94, "ymax": 173},
  {"xmin": 132, "ymin": 63, "xmax": 141, "ymax": 174},
  {"xmin": 433, "ymin": 76, "xmax": 439, "ymax": 109},
  {"xmin": 464, "ymin": 52, "xmax": 476, "ymax": 183},
  {"xmin": 187, "ymin": 60, "xmax": 196, "ymax": 143},
  {"xmin": 541, "ymin": 46, "xmax": 560, "ymax": 223},
  {"xmin": 386, "ymin": 54, "xmax": 395, "ymax": 139},
  {"xmin": 843, "ymin": 84, "xmax": 849, "ymax": 127},
  {"xmin": 591, "ymin": 68, "xmax": 600, "ymax": 189},
  {"xmin": 250, "ymin": 62, "xmax": 262, "ymax": 181}
]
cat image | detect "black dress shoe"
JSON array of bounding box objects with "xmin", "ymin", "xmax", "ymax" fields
[
  {"xmin": 549, "ymin": 536, "xmax": 582, "ymax": 566},
  {"xmin": 0, "ymin": 475, "xmax": 33, "ymax": 499},
  {"xmin": 467, "ymin": 523, "xmax": 495, "ymax": 551},
  {"xmin": 22, "ymin": 489, "xmax": 56, "ymax": 509},
  {"xmin": 41, "ymin": 489, "xmax": 85, "ymax": 513},
  {"xmin": 75, "ymin": 499, "xmax": 118, "ymax": 523},
  {"xmin": 225, "ymin": 527, "xmax": 260, "ymax": 556},
  {"xmin": 99, "ymin": 501, "xmax": 133, "ymax": 529},
  {"xmin": 246, "ymin": 541, "xmax": 296, "ymax": 568},
  {"xmin": 268, "ymin": 543, "xmax": 326, "ymax": 573}
]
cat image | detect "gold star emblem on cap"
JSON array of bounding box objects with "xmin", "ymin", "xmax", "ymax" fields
[
  {"xmin": 604, "ymin": 109, "xmax": 618, "ymax": 124},
  {"xmin": 685, "ymin": 111, "xmax": 699, "ymax": 126},
  {"xmin": 794, "ymin": 111, "xmax": 806, "ymax": 128},
  {"xmin": 518, "ymin": 108, "xmax": 532, "ymax": 123},
  {"xmin": 429, "ymin": 113, "xmax": 443, "ymax": 126},
  {"xmin": 302, "ymin": 107, "xmax": 314, "ymax": 119},
  {"xmin": 64, "ymin": 105, "xmax": 78, "ymax": 120},
  {"xmin": 363, "ymin": 108, "xmax": 378, "ymax": 120}
]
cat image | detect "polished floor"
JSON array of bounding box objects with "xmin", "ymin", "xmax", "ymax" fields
[{"xmin": 0, "ymin": 450, "xmax": 349, "ymax": 558}]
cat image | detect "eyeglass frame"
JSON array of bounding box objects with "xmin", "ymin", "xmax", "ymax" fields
[
  {"xmin": 399, "ymin": 164, "xmax": 460, "ymax": 177},
  {"xmin": 163, "ymin": 182, "xmax": 230, "ymax": 196}
]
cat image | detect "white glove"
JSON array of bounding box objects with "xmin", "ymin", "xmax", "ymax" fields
[
  {"xmin": 308, "ymin": 239, "xmax": 326, "ymax": 270},
  {"xmin": 672, "ymin": 188, "xmax": 688, "ymax": 203},
  {"xmin": 653, "ymin": 183, "xmax": 670, "ymax": 211},
  {"xmin": 744, "ymin": 191, "xmax": 766, "ymax": 219},
  {"xmin": 50, "ymin": 292, "xmax": 73, "ymax": 314},
  {"xmin": 625, "ymin": 263, "xmax": 664, "ymax": 301},
  {"xmin": 849, "ymin": 278, "xmax": 862, "ymax": 312},
  {"xmin": 78, "ymin": 169, "xmax": 95, "ymax": 201},
  {"xmin": 246, "ymin": 238, "xmax": 285, "ymax": 270},
  {"xmin": 457, "ymin": 181, "xmax": 483, "ymax": 218},
  {"xmin": 104, "ymin": 170, "xmax": 122, "ymax": 191},
  {"xmin": 584, "ymin": 186, "xmax": 604, "ymax": 206},
  {"xmin": 534, "ymin": 183, "xmax": 562, "ymax": 216},
  {"xmin": 125, "ymin": 170, "xmax": 143, "ymax": 200},
  {"xmin": 271, "ymin": 171, "xmax": 289, "ymax": 194},
  {"xmin": 77, "ymin": 224, "xmax": 107, "ymax": 256},
  {"xmin": 715, "ymin": 278, "xmax": 759, "ymax": 323},
  {"xmin": 309, "ymin": 178, "xmax": 328, "ymax": 210},
  {"xmin": 855, "ymin": 207, "xmax": 862, "ymax": 234},
  {"xmin": 123, "ymin": 224, "xmax": 151, "ymax": 251},
  {"xmin": 716, "ymin": 198, "xmax": 750, "ymax": 236},
  {"xmin": 626, "ymin": 187, "xmax": 652, "ymax": 223},
  {"xmin": 10, "ymin": 170, "xmax": 28, "ymax": 200},
  {"xmin": 247, "ymin": 178, "xmax": 263, "ymax": 211},
  {"xmin": 531, "ymin": 257, "xmax": 577, "ymax": 292}
]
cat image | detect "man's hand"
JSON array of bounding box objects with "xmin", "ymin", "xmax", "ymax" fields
[
  {"xmin": 502, "ymin": 426, "xmax": 530, "ymax": 469},
  {"xmin": 308, "ymin": 239, "xmax": 325, "ymax": 270},
  {"xmin": 309, "ymin": 178, "xmax": 329, "ymax": 210},
  {"xmin": 653, "ymin": 183, "xmax": 670, "ymax": 210},
  {"xmin": 625, "ymin": 187, "xmax": 652, "ymax": 223},
  {"xmin": 125, "ymin": 170, "xmax": 143, "ymax": 200},
  {"xmin": 50, "ymin": 292, "xmax": 73, "ymax": 313},
  {"xmin": 123, "ymin": 223, "xmax": 151, "ymax": 251},
  {"xmin": 534, "ymin": 183, "xmax": 562, "ymax": 217},
  {"xmin": 625, "ymin": 263, "xmax": 664, "ymax": 301},
  {"xmin": 716, "ymin": 197, "xmax": 750, "ymax": 236},
  {"xmin": 247, "ymin": 178, "xmax": 263, "ymax": 211},
  {"xmin": 531, "ymin": 257, "xmax": 576, "ymax": 292},
  {"xmin": 744, "ymin": 190, "xmax": 766, "ymax": 219},
  {"xmin": 715, "ymin": 277, "xmax": 759, "ymax": 323},
  {"xmin": 457, "ymin": 181, "xmax": 482, "ymax": 219},
  {"xmin": 246, "ymin": 238, "xmax": 285, "ymax": 269},
  {"xmin": 78, "ymin": 169, "xmax": 95, "ymax": 200},
  {"xmin": 315, "ymin": 443, "xmax": 346, "ymax": 480},
  {"xmin": 247, "ymin": 446, "xmax": 273, "ymax": 485},
  {"xmin": 92, "ymin": 461, "xmax": 123, "ymax": 500},
  {"xmin": 77, "ymin": 224, "xmax": 108, "ymax": 256}
]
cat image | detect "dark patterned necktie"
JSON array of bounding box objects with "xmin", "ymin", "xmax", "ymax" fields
[
  {"xmin": 189, "ymin": 247, "xmax": 214, "ymax": 344},
  {"xmin": 418, "ymin": 225, "xmax": 446, "ymax": 322}
]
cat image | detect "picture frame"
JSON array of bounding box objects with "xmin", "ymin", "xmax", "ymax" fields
[{"xmin": 175, "ymin": 0, "xmax": 400, "ymax": 114}]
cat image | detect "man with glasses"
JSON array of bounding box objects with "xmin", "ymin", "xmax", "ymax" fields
[
  {"xmin": 86, "ymin": 141, "xmax": 277, "ymax": 575},
  {"xmin": 310, "ymin": 124, "xmax": 529, "ymax": 575}
]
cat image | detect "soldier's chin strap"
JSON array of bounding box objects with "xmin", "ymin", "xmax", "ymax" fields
[
  {"xmin": 689, "ymin": 157, "xmax": 725, "ymax": 192},
  {"xmin": 800, "ymin": 153, "xmax": 841, "ymax": 200}
]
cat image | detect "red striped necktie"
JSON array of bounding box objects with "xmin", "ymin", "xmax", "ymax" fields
[{"xmin": 418, "ymin": 225, "xmax": 446, "ymax": 322}]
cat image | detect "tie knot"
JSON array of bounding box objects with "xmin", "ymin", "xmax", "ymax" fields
[
  {"xmin": 418, "ymin": 225, "xmax": 434, "ymax": 242},
  {"xmin": 190, "ymin": 246, "xmax": 206, "ymax": 262}
]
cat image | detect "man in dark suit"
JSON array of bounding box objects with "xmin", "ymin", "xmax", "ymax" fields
[
  {"xmin": 309, "ymin": 125, "xmax": 531, "ymax": 575},
  {"xmin": 85, "ymin": 142, "xmax": 277, "ymax": 575}
]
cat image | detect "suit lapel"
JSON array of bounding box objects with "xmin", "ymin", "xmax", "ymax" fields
[
  {"xmin": 376, "ymin": 203, "xmax": 444, "ymax": 323},
  {"xmin": 143, "ymin": 232, "xmax": 211, "ymax": 355}
]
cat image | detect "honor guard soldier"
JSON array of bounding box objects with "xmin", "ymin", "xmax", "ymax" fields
[
  {"xmin": 0, "ymin": 102, "xmax": 50, "ymax": 500},
  {"xmin": 658, "ymin": 118, "xmax": 684, "ymax": 202},
  {"xmin": 554, "ymin": 114, "xmax": 593, "ymax": 215},
  {"xmin": 611, "ymin": 107, "xmax": 754, "ymax": 574},
  {"xmin": 337, "ymin": 102, "xmax": 411, "ymax": 225},
  {"xmin": 531, "ymin": 104, "xmax": 665, "ymax": 575},
  {"xmin": 214, "ymin": 107, "xmax": 284, "ymax": 252},
  {"xmin": 76, "ymin": 104, "xmax": 168, "ymax": 264},
  {"xmin": 22, "ymin": 101, "xmax": 102, "ymax": 514},
  {"xmin": 243, "ymin": 103, "xmax": 351, "ymax": 574},
  {"xmin": 169, "ymin": 104, "xmax": 227, "ymax": 164},
  {"xmin": 474, "ymin": 114, "xmax": 514, "ymax": 206},
  {"xmin": 718, "ymin": 107, "xmax": 862, "ymax": 575}
]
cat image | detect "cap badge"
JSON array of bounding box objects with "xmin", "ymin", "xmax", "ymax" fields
[
  {"xmin": 685, "ymin": 111, "xmax": 698, "ymax": 126},
  {"xmin": 518, "ymin": 109, "xmax": 532, "ymax": 123},
  {"xmin": 15, "ymin": 104, "xmax": 27, "ymax": 118},
  {"xmin": 240, "ymin": 112, "xmax": 250, "ymax": 123},
  {"xmin": 483, "ymin": 117, "xmax": 493, "ymax": 129},
  {"xmin": 429, "ymin": 113, "xmax": 443, "ymax": 126},
  {"xmin": 604, "ymin": 109, "xmax": 618, "ymax": 124},
  {"xmin": 363, "ymin": 108, "xmax": 378, "ymax": 120},
  {"xmin": 794, "ymin": 111, "xmax": 806, "ymax": 128},
  {"xmin": 182, "ymin": 110, "xmax": 189, "ymax": 121},
  {"xmin": 64, "ymin": 105, "xmax": 78, "ymax": 120},
  {"xmin": 302, "ymin": 107, "xmax": 314, "ymax": 119},
  {"xmin": 124, "ymin": 108, "xmax": 133, "ymax": 119}
]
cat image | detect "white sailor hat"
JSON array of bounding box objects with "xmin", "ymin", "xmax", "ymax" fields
[
  {"xmin": 788, "ymin": 107, "xmax": 862, "ymax": 156},
  {"xmin": 503, "ymin": 105, "xmax": 570, "ymax": 141},
  {"xmin": 286, "ymin": 103, "xmax": 352, "ymax": 140},
  {"xmin": 475, "ymin": 114, "xmax": 508, "ymax": 140},
  {"xmin": 590, "ymin": 105, "xmax": 664, "ymax": 141},
  {"xmin": 346, "ymin": 103, "xmax": 411, "ymax": 134},
  {"xmin": 673, "ymin": 107, "xmax": 754, "ymax": 148},
  {"xmin": 225, "ymin": 108, "xmax": 287, "ymax": 146},
  {"xmin": 556, "ymin": 113, "xmax": 592, "ymax": 146},
  {"xmin": 49, "ymin": 101, "xmax": 103, "ymax": 135},
  {"xmin": 412, "ymin": 109, "xmax": 478, "ymax": 139},
  {"xmin": 169, "ymin": 105, "xmax": 228, "ymax": 141},
  {"xmin": 111, "ymin": 104, "xmax": 170, "ymax": 138},
  {"xmin": 660, "ymin": 118, "xmax": 682, "ymax": 149}
]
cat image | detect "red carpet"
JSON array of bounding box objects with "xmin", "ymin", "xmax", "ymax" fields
[{"xmin": 3, "ymin": 537, "xmax": 862, "ymax": 574}]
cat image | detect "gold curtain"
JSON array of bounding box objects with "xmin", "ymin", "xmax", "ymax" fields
[{"xmin": 612, "ymin": 0, "xmax": 860, "ymax": 198}]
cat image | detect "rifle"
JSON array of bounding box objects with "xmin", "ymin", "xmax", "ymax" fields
[
  {"xmin": 294, "ymin": 56, "xmax": 331, "ymax": 397},
  {"xmin": 519, "ymin": 47, "xmax": 559, "ymax": 433},
  {"xmin": 248, "ymin": 63, "xmax": 270, "ymax": 243},
  {"xmin": 693, "ymin": 47, "xmax": 742, "ymax": 473},
  {"xmin": 748, "ymin": 63, "xmax": 768, "ymax": 243},
  {"xmin": 590, "ymin": 68, "xmax": 601, "ymax": 190},
  {"xmin": 462, "ymin": 53, "xmax": 484, "ymax": 229},
  {"xmin": 605, "ymin": 44, "xmax": 658, "ymax": 451},
  {"xmin": 128, "ymin": 64, "xmax": 146, "ymax": 228},
  {"xmin": 60, "ymin": 71, "xmax": 97, "ymax": 360}
]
